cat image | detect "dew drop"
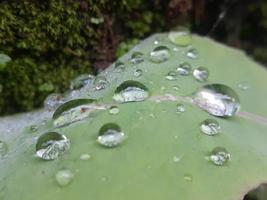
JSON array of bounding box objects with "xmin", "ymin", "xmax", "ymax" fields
[
  {"xmin": 113, "ymin": 81, "xmax": 149, "ymax": 103},
  {"xmin": 44, "ymin": 93, "xmax": 65, "ymax": 111},
  {"xmin": 150, "ymin": 46, "xmax": 171, "ymax": 63},
  {"xmin": 176, "ymin": 103, "xmax": 185, "ymax": 113},
  {"xmin": 165, "ymin": 71, "xmax": 178, "ymax": 81},
  {"xmin": 186, "ymin": 48, "xmax": 199, "ymax": 59},
  {"xmin": 184, "ymin": 174, "xmax": 193, "ymax": 182},
  {"xmin": 173, "ymin": 156, "xmax": 181, "ymax": 163},
  {"xmin": 108, "ymin": 106, "xmax": 120, "ymax": 115},
  {"xmin": 193, "ymin": 67, "xmax": 209, "ymax": 82},
  {"xmin": 172, "ymin": 85, "xmax": 180, "ymax": 91},
  {"xmin": 177, "ymin": 62, "xmax": 191, "ymax": 76},
  {"xmin": 168, "ymin": 31, "xmax": 192, "ymax": 47},
  {"xmin": 97, "ymin": 123, "xmax": 126, "ymax": 147},
  {"xmin": 194, "ymin": 84, "xmax": 240, "ymax": 117},
  {"xmin": 0, "ymin": 141, "xmax": 8, "ymax": 159},
  {"xmin": 130, "ymin": 52, "xmax": 144, "ymax": 64},
  {"xmin": 200, "ymin": 119, "xmax": 220, "ymax": 136},
  {"xmin": 134, "ymin": 69, "xmax": 143, "ymax": 77},
  {"xmin": 36, "ymin": 132, "xmax": 70, "ymax": 160},
  {"xmin": 93, "ymin": 76, "xmax": 108, "ymax": 91},
  {"xmin": 209, "ymin": 147, "xmax": 230, "ymax": 166},
  {"xmin": 114, "ymin": 61, "xmax": 126, "ymax": 73},
  {"xmin": 80, "ymin": 153, "xmax": 91, "ymax": 160},
  {"xmin": 70, "ymin": 74, "xmax": 95, "ymax": 90},
  {"xmin": 55, "ymin": 169, "xmax": 74, "ymax": 187}
]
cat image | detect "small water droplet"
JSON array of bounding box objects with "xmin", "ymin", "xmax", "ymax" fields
[
  {"xmin": 238, "ymin": 82, "xmax": 250, "ymax": 91},
  {"xmin": 176, "ymin": 103, "xmax": 185, "ymax": 113},
  {"xmin": 55, "ymin": 169, "xmax": 74, "ymax": 186},
  {"xmin": 44, "ymin": 93, "xmax": 65, "ymax": 111},
  {"xmin": 168, "ymin": 29, "xmax": 192, "ymax": 46},
  {"xmin": 149, "ymin": 113, "xmax": 155, "ymax": 118},
  {"xmin": 173, "ymin": 156, "xmax": 181, "ymax": 163},
  {"xmin": 186, "ymin": 48, "xmax": 199, "ymax": 59},
  {"xmin": 134, "ymin": 69, "xmax": 143, "ymax": 77},
  {"xmin": 79, "ymin": 153, "xmax": 91, "ymax": 160},
  {"xmin": 165, "ymin": 71, "xmax": 178, "ymax": 81},
  {"xmin": 113, "ymin": 81, "xmax": 149, "ymax": 103},
  {"xmin": 108, "ymin": 106, "xmax": 120, "ymax": 115},
  {"xmin": 193, "ymin": 67, "xmax": 209, "ymax": 82},
  {"xmin": 194, "ymin": 84, "xmax": 240, "ymax": 117},
  {"xmin": 130, "ymin": 52, "xmax": 144, "ymax": 64},
  {"xmin": 0, "ymin": 141, "xmax": 8, "ymax": 159},
  {"xmin": 97, "ymin": 123, "xmax": 126, "ymax": 148},
  {"xmin": 114, "ymin": 61, "xmax": 126, "ymax": 73},
  {"xmin": 93, "ymin": 76, "xmax": 108, "ymax": 91},
  {"xmin": 184, "ymin": 174, "xmax": 193, "ymax": 182},
  {"xmin": 209, "ymin": 147, "xmax": 230, "ymax": 166},
  {"xmin": 150, "ymin": 46, "xmax": 171, "ymax": 63},
  {"xmin": 70, "ymin": 74, "xmax": 95, "ymax": 90},
  {"xmin": 36, "ymin": 132, "xmax": 70, "ymax": 160},
  {"xmin": 200, "ymin": 119, "xmax": 220, "ymax": 136},
  {"xmin": 173, "ymin": 47, "xmax": 179, "ymax": 51},
  {"xmin": 177, "ymin": 62, "xmax": 191, "ymax": 76},
  {"xmin": 172, "ymin": 85, "xmax": 180, "ymax": 91}
]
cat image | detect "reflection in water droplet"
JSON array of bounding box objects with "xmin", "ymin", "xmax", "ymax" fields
[
  {"xmin": 36, "ymin": 132, "xmax": 70, "ymax": 160},
  {"xmin": 186, "ymin": 48, "xmax": 199, "ymax": 59},
  {"xmin": 193, "ymin": 67, "xmax": 209, "ymax": 82},
  {"xmin": 93, "ymin": 76, "xmax": 108, "ymax": 91},
  {"xmin": 168, "ymin": 28, "xmax": 192, "ymax": 46},
  {"xmin": 80, "ymin": 153, "xmax": 91, "ymax": 160},
  {"xmin": 44, "ymin": 93, "xmax": 65, "ymax": 111},
  {"xmin": 184, "ymin": 174, "xmax": 193, "ymax": 182},
  {"xmin": 114, "ymin": 61, "xmax": 126, "ymax": 73},
  {"xmin": 200, "ymin": 119, "xmax": 220, "ymax": 136},
  {"xmin": 109, "ymin": 106, "xmax": 120, "ymax": 115},
  {"xmin": 70, "ymin": 74, "xmax": 95, "ymax": 90},
  {"xmin": 56, "ymin": 169, "xmax": 74, "ymax": 186},
  {"xmin": 165, "ymin": 71, "xmax": 178, "ymax": 81},
  {"xmin": 154, "ymin": 40, "xmax": 159, "ymax": 45},
  {"xmin": 177, "ymin": 62, "xmax": 191, "ymax": 76},
  {"xmin": 194, "ymin": 84, "xmax": 240, "ymax": 117},
  {"xmin": 0, "ymin": 141, "xmax": 8, "ymax": 159},
  {"xmin": 210, "ymin": 147, "xmax": 230, "ymax": 166},
  {"xmin": 238, "ymin": 82, "xmax": 250, "ymax": 91},
  {"xmin": 30, "ymin": 125, "xmax": 38, "ymax": 132},
  {"xmin": 97, "ymin": 123, "xmax": 126, "ymax": 147},
  {"xmin": 150, "ymin": 46, "xmax": 171, "ymax": 63},
  {"xmin": 176, "ymin": 103, "xmax": 185, "ymax": 113},
  {"xmin": 130, "ymin": 52, "xmax": 144, "ymax": 64},
  {"xmin": 113, "ymin": 81, "xmax": 149, "ymax": 103},
  {"xmin": 134, "ymin": 69, "xmax": 143, "ymax": 77}
]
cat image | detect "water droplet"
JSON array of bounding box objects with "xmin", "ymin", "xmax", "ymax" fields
[
  {"xmin": 80, "ymin": 153, "xmax": 91, "ymax": 160},
  {"xmin": 55, "ymin": 169, "xmax": 74, "ymax": 186},
  {"xmin": 172, "ymin": 85, "xmax": 180, "ymax": 91},
  {"xmin": 238, "ymin": 82, "xmax": 250, "ymax": 91},
  {"xmin": 44, "ymin": 93, "xmax": 65, "ymax": 111},
  {"xmin": 93, "ymin": 76, "xmax": 108, "ymax": 91},
  {"xmin": 134, "ymin": 69, "xmax": 143, "ymax": 77},
  {"xmin": 70, "ymin": 74, "xmax": 95, "ymax": 90},
  {"xmin": 165, "ymin": 71, "xmax": 178, "ymax": 81},
  {"xmin": 186, "ymin": 48, "xmax": 199, "ymax": 59},
  {"xmin": 184, "ymin": 174, "xmax": 193, "ymax": 182},
  {"xmin": 113, "ymin": 81, "xmax": 149, "ymax": 103},
  {"xmin": 114, "ymin": 61, "xmax": 126, "ymax": 73},
  {"xmin": 0, "ymin": 141, "xmax": 8, "ymax": 159},
  {"xmin": 193, "ymin": 67, "xmax": 209, "ymax": 82},
  {"xmin": 194, "ymin": 84, "xmax": 240, "ymax": 117},
  {"xmin": 173, "ymin": 156, "xmax": 181, "ymax": 163},
  {"xmin": 130, "ymin": 52, "xmax": 144, "ymax": 64},
  {"xmin": 176, "ymin": 103, "xmax": 185, "ymax": 113},
  {"xmin": 36, "ymin": 132, "xmax": 70, "ymax": 160},
  {"xmin": 168, "ymin": 29, "xmax": 192, "ymax": 46},
  {"xmin": 209, "ymin": 147, "xmax": 230, "ymax": 166},
  {"xmin": 200, "ymin": 119, "xmax": 220, "ymax": 136},
  {"xmin": 177, "ymin": 62, "xmax": 191, "ymax": 76},
  {"xmin": 97, "ymin": 123, "xmax": 126, "ymax": 148},
  {"xmin": 53, "ymin": 99, "xmax": 95, "ymax": 127},
  {"xmin": 150, "ymin": 46, "xmax": 171, "ymax": 63},
  {"xmin": 108, "ymin": 106, "xmax": 120, "ymax": 115}
]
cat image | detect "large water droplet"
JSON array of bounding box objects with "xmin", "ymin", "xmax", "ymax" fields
[
  {"xmin": 177, "ymin": 62, "xmax": 191, "ymax": 76},
  {"xmin": 0, "ymin": 141, "xmax": 8, "ymax": 159},
  {"xmin": 165, "ymin": 71, "xmax": 178, "ymax": 81},
  {"xmin": 194, "ymin": 84, "xmax": 240, "ymax": 117},
  {"xmin": 44, "ymin": 93, "xmax": 65, "ymax": 111},
  {"xmin": 93, "ymin": 76, "xmax": 108, "ymax": 91},
  {"xmin": 130, "ymin": 52, "xmax": 144, "ymax": 64},
  {"xmin": 150, "ymin": 46, "xmax": 171, "ymax": 63},
  {"xmin": 113, "ymin": 81, "xmax": 149, "ymax": 103},
  {"xmin": 56, "ymin": 169, "xmax": 74, "ymax": 186},
  {"xmin": 53, "ymin": 99, "xmax": 95, "ymax": 127},
  {"xmin": 193, "ymin": 67, "xmax": 209, "ymax": 82},
  {"xmin": 176, "ymin": 103, "xmax": 185, "ymax": 113},
  {"xmin": 97, "ymin": 123, "xmax": 126, "ymax": 147},
  {"xmin": 200, "ymin": 119, "xmax": 220, "ymax": 136},
  {"xmin": 168, "ymin": 29, "xmax": 192, "ymax": 46},
  {"xmin": 134, "ymin": 69, "xmax": 143, "ymax": 77},
  {"xmin": 209, "ymin": 147, "xmax": 230, "ymax": 166},
  {"xmin": 186, "ymin": 48, "xmax": 199, "ymax": 59},
  {"xmin": 70, "ymin": 74, "xmax": 95, "ymax": 90},
  {"xmin": 114, "ymin": 61, "xmax": 126, "ymax": 73},
  {"xmin": 108, "ymin": 106, "xmax": 120, "ymax": 115},
  {"xmin": 36, "ymin": 132, "xmax": 70, "ymax": 160}
]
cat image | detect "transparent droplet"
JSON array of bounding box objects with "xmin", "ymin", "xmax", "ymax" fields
[
  {"xmin": 176, "ymin": 103, "xmax": 185, "ymax": 113},
  {"xmin": 97, "ymin": 123, "xmax": 126, "ymax": 147},
  {"xmin": 56, "ymin": 169, "xmax": 74, "ymax": 186},
  {"xmin": 177, "ymin": 62, "xmax": 191, "ymax": 76},
  {"xmin": 193, "ymin": 67, "xmax": 209, "ymax": 82},
  {"xmin": 168, "ymin": 30, "xmax": 192, "ymax": 46},
  {"xmin": 0, "ymin": 141, "xmax": 8, "ymax": 159},
  {"xmin": 108, "ymin": 106, "xmax": 120, "ymax": 115},
  {"xmin": 134, "ymin": 69, "xmax": 143, "ymax": 77},
  {"xmin": 130, "ymin": 52, "xmax": 144, "ymax": 64},
  {"xmin": 200, "ymin": 119, "xmax": 220, "ymax": 136},
  {"xmin": 172, "ymin": 85, "xmax": 180, "ymax": 91},
  {"xmin": 209, "ymin": 147, "xmax": 230, "ymax": 166},
  {"xmin": 93, "ymin": 76, "xmax": 108, "ymax": 91},
  {"xmin": 113, "ymin": 81, "xmax": 149, "ymax": 103},
  {"xmin": 173, "ymin": 156, "xmax": 181, "ymax": 163},
  {"xmin": 165, "ymin": 71, "xmax": 178, "ymax": 81},
  {"xmin": 194, "ymin": 84, "xmax": 240, "ymax": 117},
  {"xmin": 150, "ymin": 46, "xmax": 171, "ymax": 63},
  {"xmin": 186, "ymin": 48, "xmax": 199, "ymax": 59},
  {"xmin": 70, "ymin": 74, "xmax": 95, "ymax": 90},
  {"xmin": 36, "ymin": 132, "xmax": 70, "ymax": 160},
  {"xmin": 80, "ymin": 153, "xmax": 91, "ymax": 160},
  {"xmin": 44, "ymin": 93, "xmax": 65, "ymax": 111},
  {"xmin": 114, "ymin": 61, "xmax": 126, "ymax": 73},
  {"xmin": 184, "ymin": 174, "xmax": 193, "ymax": 182},
  {"xmin": 238, "ymin": 82, "xmax": 250, "ymax": 91}
]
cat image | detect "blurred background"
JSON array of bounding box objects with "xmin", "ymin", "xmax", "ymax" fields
[{"xmin": 0, "ymin": 0, "xmax": 266, "ymax": 116}]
